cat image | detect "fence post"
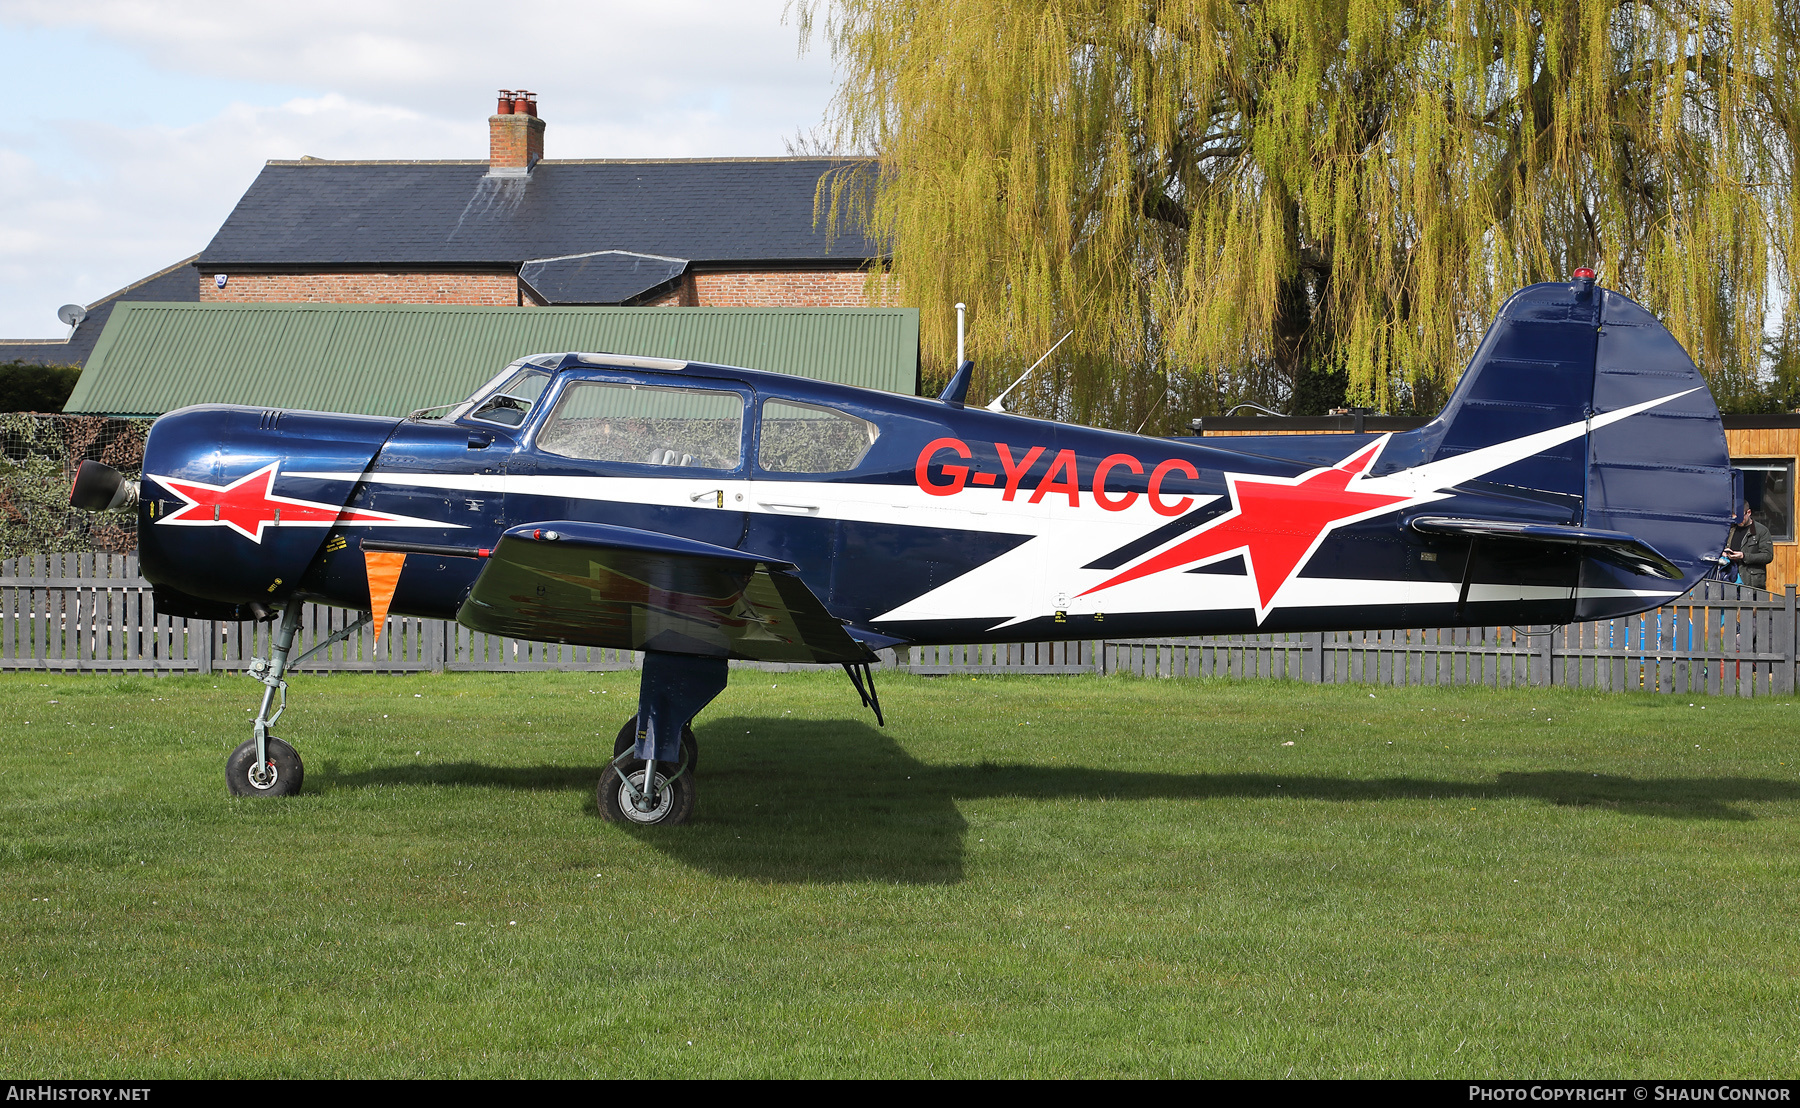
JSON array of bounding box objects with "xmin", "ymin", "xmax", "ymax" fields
[
  {"xmin": 1301, "ymin": 631, "xmax": 1322, "ymax": 682},
  {"xmin": 196, "ymin": 619, "xmax": 213, "ymax": 675},
  {"xmin": 1778, "ymin": 589, "xmax": 1792, "ymax": 690},
  {"xmin": 427, "ymin": 619, "xmax": 447, "ymax": 673}
]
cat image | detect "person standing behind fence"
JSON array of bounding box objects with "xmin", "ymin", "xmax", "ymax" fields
[{"xmin": 1725, "ymin": 505, "xmax": 1774, "ymax": 589}]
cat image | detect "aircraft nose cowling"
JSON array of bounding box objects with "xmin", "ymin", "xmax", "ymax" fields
[{"xmin": 137, "ymin": 405, "xmax": 402, "ymax": 606}]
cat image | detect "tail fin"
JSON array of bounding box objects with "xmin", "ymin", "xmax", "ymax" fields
[{"xmin": 1418, "ymin": 279, "xmax": 1732, "ymax": 613}]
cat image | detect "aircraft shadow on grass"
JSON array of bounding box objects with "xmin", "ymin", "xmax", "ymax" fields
[{"xmin": 322, "ymin": 717, "xmax": 1800, "ymax": 885}]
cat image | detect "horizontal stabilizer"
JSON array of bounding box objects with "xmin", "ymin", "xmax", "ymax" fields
[
  {"xmin": 457, "ymin": 520, "xmax": 869, "ymax": 663},
  {"xmin": 1408, "ymin": 516, "xmax": 1682, "ymax": 580}
]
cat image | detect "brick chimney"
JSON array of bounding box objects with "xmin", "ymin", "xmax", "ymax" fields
[{"xmin": 488, "ymin": 89, "xmax": 544, "ymax": 177}]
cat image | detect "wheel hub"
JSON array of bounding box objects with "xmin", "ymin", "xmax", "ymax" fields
[
  {"xmin": 617, "ymin": 769, "xmax": 673, "ymax": 824},
  {"xmin": 245, "ymin": 761, "xmax": 278, "ymax": 791}
]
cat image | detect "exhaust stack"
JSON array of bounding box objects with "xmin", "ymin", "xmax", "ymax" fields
[{"xmin": 69, "ymin": 460, "xmax": 138, "ymax": 512}]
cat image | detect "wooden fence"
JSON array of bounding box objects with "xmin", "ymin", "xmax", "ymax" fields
[
  {"xmin": 1093, "ymin": 589, "xmax": 1794, "ymax": 697},
  {"xmin": 0, "ymin": 554, "xmax": 641, "ymax": 676},
  {"xmin": 3, "ymin": 555, "xmax": 1794, "ymax": 696}
]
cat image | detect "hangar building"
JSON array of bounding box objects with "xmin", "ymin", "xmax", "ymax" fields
[{"xmin": 61, "ymin": 303, "xmax": 920, "ymax": 419}]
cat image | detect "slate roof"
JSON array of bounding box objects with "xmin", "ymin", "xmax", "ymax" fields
[
  {"xmin": 0, "ymin": 255, "xmax": 200, "ymax": 368},
  {"xmin": 198, "ymin": 158, "xmax": 877, "ymax": 270}
]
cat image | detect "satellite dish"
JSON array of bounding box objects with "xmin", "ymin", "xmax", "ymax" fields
[{"xmin": 57, "ymin": 304, "xmax": 87, "ymax": 327}]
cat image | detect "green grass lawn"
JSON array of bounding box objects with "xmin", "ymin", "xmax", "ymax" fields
[{"xmin": 1, "ymin": 668, "xmax": 1797, "ymax": 1077}]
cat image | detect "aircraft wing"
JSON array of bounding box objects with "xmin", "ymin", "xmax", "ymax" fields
[
  {"xmin": 1407, "ymin": 516, "xmax": 1683, "ymax": 580},
  {"xmin": 456, "ymin": 520, "xmax": 872, "ymax": 663}
]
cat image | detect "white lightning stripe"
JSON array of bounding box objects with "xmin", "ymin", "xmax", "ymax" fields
[
  {"xmin": 288, "ymin": 471, "xmax": 509, "ymax": 494},
  {"xmin": 1355, "ymin": 388, "xmax": 1702, "ymax": 498},
  {"xmin": 299, "ymin": 385, "xmax": 1703, "ymax": 626},
  {"xmin": 286, "ymin": 470, "xmax": 1215, "ymax": 538},
  {"xmin": 297, "ymin": 388, "xmax": 1698, "ymax": 540},
  {"xmin": 885, "ymin": 576, "xmax": 1678, "ymax": 625},
  {"xmin": 879, "ymin": 387, "xmax": 1705, "ymax": 623}
]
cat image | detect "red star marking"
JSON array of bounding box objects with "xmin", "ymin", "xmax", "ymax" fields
[
  {"xmin": 1079, "ymin": 439, "xmax": 1414, "ymax": 618},
  {"xmin": 155, "ymin": 462, "xmax": 404, "ymax": 543}
]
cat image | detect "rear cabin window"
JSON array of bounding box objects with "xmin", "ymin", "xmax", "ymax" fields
[
  {"xmin": 537, "ymin": 382, "xmax": 743, "ymax": 470},
  {"xmin": 757, "ymin": 400, "xmax": 880, "ymax": 474}
]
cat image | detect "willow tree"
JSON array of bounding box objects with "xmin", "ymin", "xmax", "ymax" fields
[{"xmin": 796, "ymin": 0, "xmax": 1800, "ymax": 423}]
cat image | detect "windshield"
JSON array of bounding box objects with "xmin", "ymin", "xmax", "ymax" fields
[{"xmin": 468, "ymin": 369, "xmax": 552, "ymax": 428}]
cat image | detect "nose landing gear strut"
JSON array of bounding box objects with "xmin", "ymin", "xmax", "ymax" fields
[{"xmin": 225, "ymin": 601, "xmax": 368, "ymax": 798}]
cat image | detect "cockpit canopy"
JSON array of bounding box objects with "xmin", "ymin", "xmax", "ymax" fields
[{"xmin": 429, "ymin": 352, "xmax": 885, "ymax": 476}]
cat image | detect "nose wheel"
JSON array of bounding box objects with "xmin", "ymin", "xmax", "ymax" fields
[
  {"xmin": 224, "ymin": 602, "xmax": 368, "ymax": 800},
  {"xmin": 226, "ymin": 736, "xmax": 304, "ymax": 797},
  {"xmin": 600, "ymin": 719, "xmax": 697, "ymax": 826}
]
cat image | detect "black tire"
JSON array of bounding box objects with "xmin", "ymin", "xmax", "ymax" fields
[
  {"xmin": 599, "ymin": 761, "xmax": 696, "ymax": 826},
  {"xmin": 612, "ymin": 719, "xmax": 697, "ymax": 772},
  {"xmin": 225, "ymin": 737, "xmax": 304, "ymax": 797},
  {"xmin": 601, "ymin": 719, "xmax": 697, "ymax": 826}
]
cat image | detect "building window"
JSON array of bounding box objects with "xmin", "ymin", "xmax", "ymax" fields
[{"xmin": 1733, "ymin": 458, "xmax": 1796, "ymax": 541}]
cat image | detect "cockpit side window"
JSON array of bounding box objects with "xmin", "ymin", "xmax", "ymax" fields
[
  {"xmin": 757, "ymin": 400, "xmax": 881, "ymax": 474},
  {"xmin": 537, "ymin": 381, "xmax": 744, "ymax": 470},
  {"xmin": 469, "ymin": 369, "xmax": 551, "ymax": 428}
]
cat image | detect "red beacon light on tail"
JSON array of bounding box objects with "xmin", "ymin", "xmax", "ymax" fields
[{"xmin": 1573, "ymin": 267, "xmax": 1596, "ymax": 280}]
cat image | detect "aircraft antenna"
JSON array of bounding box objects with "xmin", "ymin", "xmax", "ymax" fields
[
  {"xmin": 986, "ymin": 330, "xmax": 1074, "ymax": 413},
  {"xmin": 1223, "ymin": 402, "xmax": 1285, "ymax": 418},
  {"xmin": 1133, "ymin": 386, "xmax": 1169, "ymax": 435},
  {"xmin": 955, "ymin": 302, "xmax": 966, "ymax": 366}
]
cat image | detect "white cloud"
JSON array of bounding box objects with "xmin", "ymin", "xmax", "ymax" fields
[
  {"xmin": 0, "ymin": 1, "xmax": 838, "ymax": 337},
  {"xmin": 0, "ymin": 1, "xmax": 834, "ymax": 137},
  {"xmin": 0, "ymin": 96, "xmax": 477, "ymax": 335}
]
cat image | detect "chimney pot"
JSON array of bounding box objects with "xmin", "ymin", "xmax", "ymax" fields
[{"xmin": 489, "ymin": 90, "xmax": 545, "ymax": 175}]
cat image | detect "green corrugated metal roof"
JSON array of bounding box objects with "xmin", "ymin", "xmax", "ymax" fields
[{"xmin": 65, "ymin": 302, "xmax": 920, "ymax": 417}]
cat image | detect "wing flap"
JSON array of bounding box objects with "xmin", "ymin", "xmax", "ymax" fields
[
  {"xmin": 1408, "ymin": 516, "xmax": 1683, "ymax": 580},
  {"xmin": 456, "ymin": 520, "xmax": 869, "ymax": 663}
]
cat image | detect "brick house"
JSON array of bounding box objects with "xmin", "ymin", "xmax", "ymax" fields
[{"xmin": 197, "ymin": 91, "xmax": 880, "ymax": 310}]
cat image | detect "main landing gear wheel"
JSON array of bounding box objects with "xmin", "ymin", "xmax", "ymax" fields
[
  {"xmin": 226, "ymin": 736, "xmax": 304, "ymax": 797},
  {"xmin": 600, "ymin": 720, "xmax": 696, "ymax": 826}
]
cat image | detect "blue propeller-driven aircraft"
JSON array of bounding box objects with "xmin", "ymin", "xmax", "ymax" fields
[{"xmin": 70, "ymin": 275, "xmax": 1735, "ymax": 825}]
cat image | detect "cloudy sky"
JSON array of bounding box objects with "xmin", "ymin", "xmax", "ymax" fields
[{"xmin": 0, "ymin": 0, "xmax": 839, "ymax": 338}]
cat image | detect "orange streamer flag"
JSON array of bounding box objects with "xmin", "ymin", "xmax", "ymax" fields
[{"xmin": 363, "ymin": 550, "xmax": 406, "ymax": 644}]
